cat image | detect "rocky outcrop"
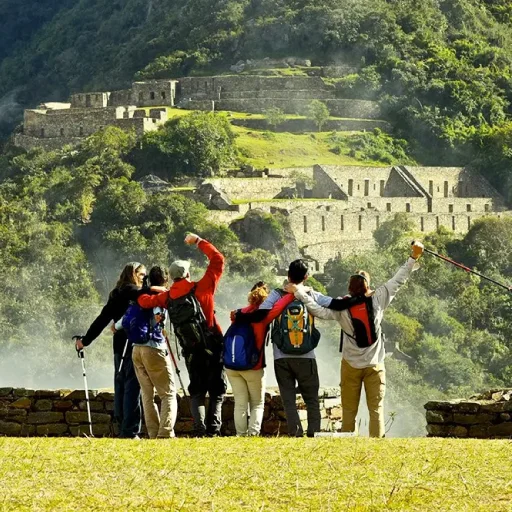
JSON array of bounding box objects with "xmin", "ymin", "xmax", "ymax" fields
[
  {"xmin": 230, "ymin": 208, "xmax": 301, "ymax": 272},
  {"xmin": 195, "ymin": 182, "xmax": 235, "ymax": 210},
  {"xmin": 424, "ymin": 389, "xmax": 512, "ymax": 438},
  {"xmin": 0, "ymin": 387, "xmax": 342, "ymax": 437}
]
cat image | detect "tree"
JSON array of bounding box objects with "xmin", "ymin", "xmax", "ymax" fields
[
  {"xmin": 131, "ymin": 112, "xmax": 240, "ymax": 179},
  {"xmin": 264, "ymin": 107, "xmax": 286, "ymax": 130},
  {"xmin": 306, "ymin": 100, "xmax": 330, "ymax": 132},
  {"xmin": 289, "ymin": 169, "xmax": 317, "ymax": 198}
]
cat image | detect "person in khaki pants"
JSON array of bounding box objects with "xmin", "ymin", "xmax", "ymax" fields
[
  {"xmin": 286, "ymin": 241, "xmax": 424, "ymax": 437},
  {"xmin": 116, "ymin": 266, "xmax": 178, "ymax": 439}
]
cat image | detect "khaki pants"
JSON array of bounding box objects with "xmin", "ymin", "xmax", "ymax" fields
[
  {"xmin": 225, "ymin": 368, "xmax": 265, "ymax": 436},
  {"xmin": 132, "ymin": 345, "xmax": 177, "ymax": 439},
  {"xmin": 340, "ymin": 358, "xmax": 386, "ymax": 438}
]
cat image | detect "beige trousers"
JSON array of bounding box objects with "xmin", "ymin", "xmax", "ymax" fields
[
  {"xmin": 340, "ymin": 358, "xmax": 386, "ymax": 438},
  {"xmin": 225, "ymin": 368, "xmax": 265, "ymax": 436},
  {"xmin": 132, "ymin": 345, "xmax": 177, "ymax": 439}
]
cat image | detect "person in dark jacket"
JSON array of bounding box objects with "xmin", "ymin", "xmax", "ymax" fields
[
  {"xmin": 75, "ymin": 261, "xmax": 147, "ymax": 439},
  {"xmin": 138, "ymin": 233, "xmax": 226, "ymax": 437}
]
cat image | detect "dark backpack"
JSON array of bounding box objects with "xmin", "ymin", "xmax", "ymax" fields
[
  {"xmin": 345, "ymin": 296, "xmax": 378, "ymax": 349},
  {"xmin": 223, "ymin": 323, "xmax": 261, "ymax": 370},
  {"xmin": 166, "ymin": 286, "xmax": 220, "ymax": 356},
  {"xmin": 272, "ymin": 296, "xmax": 320, "ymax": 355}
]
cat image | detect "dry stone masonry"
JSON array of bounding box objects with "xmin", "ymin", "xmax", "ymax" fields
[
  {"xmin": 424, "ymin": 389, "xmax": 512, "ymax": 438},
  {"xmin": 13, "ymin": 72, "xmax": 381, "ymax": 151},
  {"xmin": 0, "ymin": 387, "xmax": 342, "ymax": 437}
]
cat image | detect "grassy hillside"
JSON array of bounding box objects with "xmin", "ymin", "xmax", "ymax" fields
[{"xmin": 1, "ymin": 437, "xmax": 510, "ymax": 511}]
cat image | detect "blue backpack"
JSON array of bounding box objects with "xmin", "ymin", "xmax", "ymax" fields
[{"xmin": 223, "ymin": 323, "xmax": 260, "ymax": 371}]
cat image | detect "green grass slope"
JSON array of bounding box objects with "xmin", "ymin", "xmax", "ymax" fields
[{"xmin": 1, "ymin": 438, "xmax": 510, "ymax": 511}]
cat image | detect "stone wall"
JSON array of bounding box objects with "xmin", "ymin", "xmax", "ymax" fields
[
  {"xmin": 0, "ymin": 387, "xmax": 342, "ymax": 437},
  {"xmin": 230, "ymin": 118, "xmax": 390, "ymax": 133},
  {"xmin": 131, "ymin": 80, "xmax": 177, "ymax": 107},
  {"xmin": 424, "ymin": 389, "xmax": 512, "ymax": 438},
  {"xmin": 178, "ymin": 76, "xmax": 328, "ymax": 99},
  {"xmin": 70, "ymin": 92, "xmax": 110, "ymax": 109},
  {"xmin": 215, "ymin": 98, "xmax": 381, "ymax": 118},
  {"xmin": 221, "ymin": 89, "xmax": 334, "ymax": 100}
]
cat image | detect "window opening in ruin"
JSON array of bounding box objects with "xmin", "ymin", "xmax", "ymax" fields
[
  {"xmin": 485, "ymin": 204, "xmax": 490, "ymax": 212},
  {"xmin": 79, "ymin": 127, "xmax": 84, "ymax": 136},
  {"xmin": 467, "ymin": 217, "xmax": 471, "ymax": 230},
  {"xmin": 60, "ymin": 128, "xmax": 64, "ymax": 136},
  {"xmin": 139, "ymin": 92, "xmax": 144, "ymax": 102},
  {"xmin": 161, "ymin": 91, "xmax": 166, "ymax": 99},
  {"xmin": 303, "ymin": 216, "xmax": 307, "ymax": 233},
  {"xmin": 406, "ymin": 203, "xmax": 411, "ymax": 213},
  {"xmin": 85, "ymin": 95, "xmax": 91, "ymax": 107},
  {"xmin": 376, "ymin": 216, "xmax": 380, "ymax": 228},
  {"xmin": 357, "ymin": 184, "xmax": 360, "ymax": 191},
  {"xmin": 436, "ymin": 216, "xmax": 440, "ymax": 229},
  {"xmin": 348, "ymin": 179, "xmax": 353, "ymax": 196},
  {"xmin": 364, "ymin": 180, "xmax": 369, "ymax": 196},
  {"xmin": 429, "ymin": 180, "xmax": 433, "ymax": 195},
  {"xmin": 358, "ymin": 215, "xmax": 362, "ymax": 231},
  {"xmin": 437, "ymin": 186, "xmax": 440, "ymax": 192},
  {"xmin": 367, "ymin": 202, "xmax": 372, "ymax": 209},
  {"xmin": 452, "ymin": 216, "xmax": 456, "ymax": 231},
  {"xmin": 380, "ymin": 180, "xmax": 385, "ymax": 196},
  {"xmin": 466, "ymin": 204, "xmax": 471, "ymax": 212},
  {"xmin": 444, "ymin": 181, "xmax": 449, "ymax": 198},
  {"xmin": 322, "ymin": 216, "xmax": 326, "ymax": 231},
  {"xmin": 150, "ymin": 91, "xmax": 155, "ymax": 100},
  {"xmin": 315, "ymin": 261, "xmax": 320, "ymax": 272},
  {"xmin": 386, "ymin": 203, "xmax": 391, "ymax": 212},
  {"xmin": 340, "ymin": 215, "xmax": 344, "ymax": 231},
  {"xmin": 373, "ymin": 184, "xmax": 376, "ymax": 191},
  {"xmin": 326, "ymin": 206, "xmax": 331, "ymax": 212},
  {"xmin": 421, "ymin": 217, "xmax": 424, "ymax": 232},
  {"xmin": 40, "ymin": 128, "xmax": 45, "ymax": 137},
  {"xmin": 448, "ymin": 204, "xmax": 454, "ymax": 213}
]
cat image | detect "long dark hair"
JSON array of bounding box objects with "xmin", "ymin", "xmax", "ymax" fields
[{"xmin": 111, "ymin": 262, "xmax": 145, "ymax": 296}]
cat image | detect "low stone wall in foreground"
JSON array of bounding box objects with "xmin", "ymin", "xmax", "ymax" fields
[
  {"xmin": 0, "ymin": 387, "xmax": 342, "ymax": 437},
  {"xmin": 425, "ymin": 389, "xmax": 512, "ymax": 438}
]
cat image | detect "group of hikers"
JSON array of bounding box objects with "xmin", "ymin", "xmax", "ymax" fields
[{"xmin": 75, "ymin": 233, "xmax": 425, "ymax": 439}]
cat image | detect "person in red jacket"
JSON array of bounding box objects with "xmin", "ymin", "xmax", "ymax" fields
[
  {"xmin": 138, "ymin": 233, "xmax": 226, "ymax": 436},
  {"xmin": 227, "ymin": 282, "xmax": 294, "ymax": 436}
]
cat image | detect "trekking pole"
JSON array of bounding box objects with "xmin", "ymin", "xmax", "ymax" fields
[
  {"xmin": 412, "ymin": 241, "xmax": 512, "ymax": 292},
  {"xmin": 72, "ymin": 336, "xmax": 94, "ymax": 437},
  {"xmin": 117, "ymin": 339, "xmax": 129, "ymax": 373},
  {"xmin": 163, "ymin": 329, "xmax": 188, "ymax": 398}
]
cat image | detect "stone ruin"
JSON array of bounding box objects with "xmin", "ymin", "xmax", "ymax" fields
[
  {"xmin": 425, "ymin": 389, "xmax": 512, "ymax": 438},
  {"xmin": 0, "ymin": 387, "xmax": 343, "ymax": 437}
]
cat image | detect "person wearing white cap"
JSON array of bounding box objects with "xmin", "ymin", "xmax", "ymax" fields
[
  {"xmin": 285, "ymin": 241, "xmax": 424, "ymax": 437},
  {"xmin": 137, "ymin": 233, "xmax": 226, "ymax": 436}
]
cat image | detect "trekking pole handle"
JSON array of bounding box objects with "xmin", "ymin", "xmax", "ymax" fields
[{"xmin": 72, "ymin": 336, "xmax": 85, "ymax": 358}]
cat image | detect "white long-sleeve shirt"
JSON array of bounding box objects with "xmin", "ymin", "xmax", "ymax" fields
[{"xmin": 293, "ymin": 258, "xmax": 418, "ymax": 368}]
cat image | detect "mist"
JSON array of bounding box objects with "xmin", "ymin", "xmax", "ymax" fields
[{"xmin": 0, "ymin": 265, "xmax": 427, "ymax": 437}]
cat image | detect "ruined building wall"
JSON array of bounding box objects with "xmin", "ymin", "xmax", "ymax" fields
[
  {"xmin": 70, "ymin": 92, "xmax": 110, "ymax": 109},
  {"xmin": 131, "ymin": 80, "xmax": 177, "ymax": 107}
]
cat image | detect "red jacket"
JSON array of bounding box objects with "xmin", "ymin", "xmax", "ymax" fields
[
  {"xmin": 238, "ymin": 293, "xmax": 294, "ymax": 370},
  {"xmin": 138, "ymin": 239, "xmax": 225, "ymax": 335}
]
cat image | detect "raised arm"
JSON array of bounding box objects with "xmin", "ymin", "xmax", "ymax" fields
[
  {"xmin": 372, "ymin": 258, "xmax": 417, "ymax": 310},
  {"xmin": 194, "ymin": 237, "xmax": 225, "ymax": 292}
]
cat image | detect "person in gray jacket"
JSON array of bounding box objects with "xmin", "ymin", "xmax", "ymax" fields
[{"xmin": 285, "ymin": 241, "xmax": 424, "ymax": 437}]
